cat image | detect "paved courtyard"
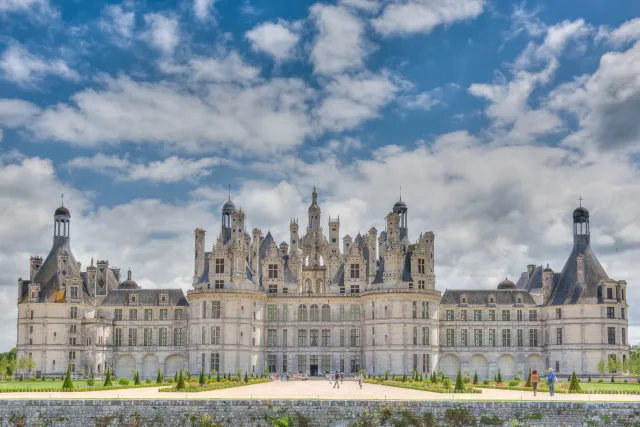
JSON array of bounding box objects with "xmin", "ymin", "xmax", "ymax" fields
[{"xmin": 0, "ymin": 379, "xmax": 637, "ymax": 401}]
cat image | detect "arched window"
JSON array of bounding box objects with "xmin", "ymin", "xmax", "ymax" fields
[
  {"xmin": 298, "ymin": 304, "xmax": 308, "ymax": 322},
  {"xmin": 305, "ymin": 279, "xmax": 311, "ymax": 293},
  {"xmin": 310, "ymin": 304, "xmax": 319, "ymax": 321},
  {"xmin": 322, "ymin": 304, "xmax": 330, "ymax": 322},
  {"xmin": 317, "ymin": 278, "xmax": 324, "ymax": 293}
]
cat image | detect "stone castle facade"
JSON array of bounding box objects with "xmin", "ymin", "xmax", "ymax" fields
[{"xmin": 16, "ymin": 189, "xmax": 629, "ymax": 379}]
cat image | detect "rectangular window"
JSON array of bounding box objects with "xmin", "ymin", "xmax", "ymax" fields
[
  {"xmin": 555, "ymin": 361, "xmax": 560, "ymax": 373},
  {"xmin": 268, "ymin": 284, "xmax": 278, "ymax": 294},
  {"xmin": 556, "ymin": 308, "xmax": 562, "ymax": 319},
  {"xmin": 297, "ymin": 355, "xmax": 306, "ymax": 372},
  {"xmin": 502, "ymin": 310, "xmax": 510, "ymax": 321},
  {"xmin": 350, "ymin": 355, "xmax": 360, "ymax": 373},
  {"xmin": 69, "ymin": 324, "xmax": 77, "ymax": 334},
  {"xmin": 175, "ymin": 309, "xmax": 183, "ymax": 320},
  {"xmin": 489, "ymin": 329, "xmax": 496, "ymax": 347},
  {"xmin": 423, "ymin": 354, "xmax": 430, "ymax": 373},
  {"xmin": 607, "ymin": 307, "xmax": 615, "ymax": 319},
  {"xmin": 461, "ymin": 329, "xmax": 468, "ymax": 347},
  {"xmin": 412, "ymin": 354, "xmax": 418, "ymax": 372},
  {"xmin": 201, "ymin": 326, "xmax": 206, "ymax": 345},
  {"xmin": 282, "ymin": 355, "xmax": 288, "ymax": 373},
  {"xmin": 159, "ymin": 328, "xmax": 167, "ymax": 346},
  {"xmin": 70, "ymin": 307, "xmax": 78, "ymax": 319},
  {"xmin": 144, "ymin": 309, "xmax": 152, "ymax": 321},
  {"xmin": 321, "ymin": 355, "xmax": 331, "ymax": 373},
  {"xmin": 267, "ymin": 329, "xmax": 277, "ymax": 347},
  {"xmin": 322, "ymin": 329, "xmax": 331, "ymax": 347},
  {"xmin": 129, "ymin": 309, "xmax": 137, "ymax": 321},
  {"xmin": 502, "ymin": 329, "xmax": 511, "ymax": 347},
  {"xmin": 474, "ymin": 329, "xmax": 482, "ymax": 347},
  {"xmin": 298, "ymin": 330, "xmax": 307, "ymax": 347},
  {"xmin": 621, "ymin": 308, "xmax": 625, "ymax": 319},
  {"xmin": 310, "ymin": 329, "xmax": 319, "ymax": 347},
  {"xmin": 69, "ymin": 351, "xmax": 76, "ymax": 360},
  {"xmin": 418, "ymin": 280, "xmax": 425, "ymax": 290},
  {"xmin": 607, "ymin": 287, "xmax": 613, "ymax": 299},
  {"xmin": 350, "ymin": 305, "xmax": 360, "ymax": 321},
  {"xmin": 529, "ymin": 329, "xmax": 538, "ymax": 347},
  {"xmin": 202, "ymin": 302, "xmax": 208, "ymax": 319},
  {"xmin": 210, "ymin": 353, "xmax": 219, "ymax": 373},
  {"xmin": 282, "ymin": 329, "xmax": 287, "ymax": 347},
  {"xmin": 114, "ymin": 328, "xmax": 122, "ymax": 346},
  {"xmin": 413, "ymin": 327, "xmax": 418, "ymax": 345},
  {"xmin": 340, "ymin": 329, "xmax": 345, "ymax": 347},
  {"xmin": 340, "ymin": 356, "xmax": 344, "ymax": 373},
  {"xmin": 445, "ymin": 310, "xmax": 454, "ymax": 321},
  {"xmin": 211, "ymin": 326, "xmax": 220, "ymax": 345},
  {"xmin": 340, "ymin": 305, "xmax": 345, "ymax": 321},
  {"xmin": 622, "ymin": 328, "xmax": 626, "ymax": 345},
  {"xmin": 69, "ymin": 337, "xmax": 76, "ymax": 345},
  {"xmin": 283, "ymin": 305, "xmax": 288, "ymax": 321},
  {"xmin": 350, "ymin": 263, "xmax": 360, "ymax": 279},
  {"xmin": 70, "ymin": 286, "xmax": 78, "ymax": 299},
  {"xmin": 144, "ymin": 328, "xmax": 152, "ymax": 346},
  {"xmin": 417, "ymin": 258, "xmax": 425, "ymax": 274},
  {"xmin": 422, "ymin": 327, "xmax": 429, "ymax": 345},
  {"xmin": 473, "ymin": 310, "xmax": 482, "ymax": 321},
  {"xmin": 460, "ymin": 310, "xmax": 467, "ymax": 321},
  {"xmin": 267, "ymin": 305, "xmax": 278, "ymax": 321},
  {"xmin": 214, "ymin": 280, "xmax": 224, "ymax": 289},
  {"xmin": 211, "ymin": 301, "xmax": 221, "ymax": 318},
  {"xmin": 445, "ymin": 329, "xmax": 455, "ymax": 347},
  {"xmin": 174, "ymin": 328, "xmax": 183, "ymax": 346},
  {"xmin": 350, "ymin": 329, "xmax": 361, "ymax": 347},
  {"xmin": 267, "ymin": 355, "xmax": 276, "ymax": 373},
  {"xmin": 215, "ymin": 259, "xmax": 224, "ymax": 274},
  {"xmin": 529, "ymin": 310, "xmax": 537, "ymax": 321},
  {"xmin": 489, "ymin": 310, "xmax": 496, "ymax": 321},
  {"xmin": 350, "ymin": 284, "xmax": 360, "ymax": 294},
  {"xmin": 608, "ymin": 327, "xmax": 616, "ymax": 345},
  {"xmin": 517, "ymin": 329, "xmax": 523, "ymax": 347},
  {"xmin": 412, "ymin": 301, "xmax": 417, "ymax": 319},
  {"xmin": 422, "ymin": 302, "xmax": 429, "ymax": 319},
  {"xmin": 160, "ymin": 309, "xmax": 168, "ymax": 321},
  {"xmin": 268, "ymin": 264, "xmax": 278, "ymax": 279},
  {"xmin": 517, "ymin": 310, "xmax": 523, "ymax": 321},
  {"xmin": 556, "ymin": 328, "xmax": 563, "ymax": 345}
]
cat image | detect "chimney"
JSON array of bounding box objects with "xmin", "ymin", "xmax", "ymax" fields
[{"xmin": 527, "ymin": 264, "xmax": 536, "ymax": 278}]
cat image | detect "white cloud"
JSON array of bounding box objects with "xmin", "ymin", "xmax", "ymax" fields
[
  {"xmin": 0, "ymin": 0, "xmax": 50, "ymax": 14},
  {"xmin": 66, "ymin": 154, "xmax": 225, "ymax": 183},
  {"xmin": 100, "ymin": 3, "xmax": 135, "ymax": 46},
  {"xmin": 0, "ymin": 44, "xmax": 79, "ymax": 84},
  {"xmin": 0, "ymin": 99, "xmax": 41, "ymax": 127},
  {"xmin": 245, "ymin": 20, "xmax": 301, "ymax": 61},
  {"xmin": 339, "ymin": 0, "xmax": 380, "ymax": 13},
  {"xmin": 194, "ymin": 0, "xmax": 214, "ymax": 21},
  {"xmin": 142, "ymin": 13, "xmax": 180, "ymax": 56},
  {"xmin": 597, "ymin": 18, "xmax": 640, "ymax": 47},
  {"xmin": 372, "ymin": 0, "xmax": 485, "ymax": 37},
  {"xmin": 186, "ymin": 52, "xmax": 260, "ymax": 84},
  {"xmin": 310, "ymin": 4, "xmax": 369, "ymax": 75}
]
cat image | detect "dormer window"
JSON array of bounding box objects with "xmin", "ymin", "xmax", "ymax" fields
[
  {"xmin": 129, "ymin": 293, "xmax": 138, "ymax": 305},
  {"xmin": 159, "ymin": 293, "xmax": 168, "ymax": 305},
  {"xmin": 28, "ymin": 284, "xmax": 40, "ymax": 302}
]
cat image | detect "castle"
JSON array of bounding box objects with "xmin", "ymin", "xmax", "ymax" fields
[{"xmin": 16, "ymin": 188, "xmax": 630, "ymax": 379}]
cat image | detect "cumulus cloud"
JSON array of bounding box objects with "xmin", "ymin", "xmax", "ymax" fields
[
  {"xmin": 0, "ymin": 44, "xmax": 79, "ymax": 84},
  {"xmin": 142, "ymin": 13, "xmax": 180, "ymax": 56},
  {"xmin": 245, "ymin": 20, "xmax": 301, "ymax": 61},
  {"xmin": 99, "ymin": 3, "xmax": 136, "ymax": 47},
  {"xmin": 597, "ymin": 18, "xmax": 640, "ymax": 47},
  {"xmin": 0, "ymin": 0, "xmax": 51, "ymax": 15},
  {"xmin": 310, "ymin": 4, "xmax": 370, "ymax": 75},
  {"xmin": 185, "ymin": 52, "xmax": 260, "ymax": 84},
  {"xmin": 339, "ymin": 0, "xmax": 380, "ymax": 12},
  {"xmin": 194, "ymin": 0, "xmax": 215, "ymax": 21},
  {"xmin": 372, "ymin": 0, "xmax": 485, "ymax": 36}
]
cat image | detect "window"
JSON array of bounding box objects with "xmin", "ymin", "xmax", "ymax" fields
[
  {"xmin": 298, "ymin": 330, "xmax": 307, "ymax": 347},
  {"xmin": 215, "ymin": 259, "xmax": 224, "ymax": 274},
  {"xmin": 128, "ymin": 328, "xmax": 137, "ymax": 346},
  {"xmin": 517, "ymin": 329, "xmax": 523, "ymax": 347},
  {"xmin": 114, "ymin": 328, "xmax": 122, "ymax": 346},
  {"xmin": 372, "ymin": 327, "xmax": 375, "ymax": 345},
  {"xmin": 350, "ymin": 305, "xmax": 360, "ymax": 321},
  {"xmin": 339, "ymin": 305, "xmax": 345, "ymax": 321},
  {"xmin": 474, "ymin": 329, "xmax": 482, "ymax": 347},
  {"xmin": 350, "ymin": 284, "xmax": 360, "ymax": 294},
  {"xmin": 423, "ymin": 354, "xmax": 430, "ymax": 374},
  {"xmin": 268, "ymin": 284, "xmax": 278, "ymax": 294},
  {"xmin": 412, "ymin": 301, "xmax": 417, "ymax": 319},
  {"xmin": 310, "ymin": 305, "xmax": 320, "ymax": 322},
  {"xmin": 69, "ymin": 337, "xmax": 76, "ymax": 345},
  {"xmin": 502, "ymin": 310, "xmax": 510, "ymax": 321},
  {"xmin": 422, "ymin": 302, "xmax": 429, "ymax": 319},
  {"xmin": 298, "ymin": 355, "xmax": 306, "ymax": 372},
  {"xmin": 211, "ymin": 326, "xmax": 220, "ymax": 345},
  {"xmin": 144, "ymin": 328, "xmax": 152, "ymax": 346},
  {"xmin": 473, "ymin": 310, "xmax": 482, "ymax": 321},
  {"xmin": 159, "ymin": 328, "xmax": 167, "ymax": 346},
  {"xmin": 418, "ymin": 280, "xmax": 425, "ymax": 290},
  {"xmin": 30, "ymin": 311, "xmax": 34, "ymax": 320},
  {"xmin": 144, "ymin": 309, "xmax": 152, "ymax": 320},
  {"xmin": 529, "ymin": 310, "xmax": 537, "ymax": 321},
  {"xmin": 413, "ymin": 354, "xmax": 418, "ymax": 372},
  {"xmin": 298, "ymin": 305, "xmax": 308, "ymax": 321},
  {"xmin": 607, "ymin": 287, "xmax": 613, "ymax": 299},
  {"xmin": 418, "ymin": 258, "xmax": 425, "ymax": 274},
  {"xmin": 621, "ymin": 308, "xmax": 626, "ymax": 320},
  {"xmin": 350, "ymin": 264, "xmax": 360, "ymax": 279},
  {"xmin": 202, "ymin": 302, "xmax": 208, "ymax": 319},
  {"xmin": 607, "ymin": 307, "xmax": 615, "ymax": 319},
  {"xmin": 268, "ymin": 264, "xmax": 278, "ymax": 279},
  {"xmin": 340, "ymin": 329, "xmax": 345, "ymax": 347},
  {"xmin": 488, "ymin": 310, "xmax": 496, "ymax": 321},
  {"xmin": 322, "ymin": 355, "xmax": 331, "ymax": 373},
  {"xmin": 529, "ymin": 329, "xmax": 538, "ymax": 347},
  {"xmin": 608, "ymin": 327, "xmax": 615, "ymax": 345},
  {"xmin": 517, "ymin": 310, "xmax": 523, "ymax": 321},
  {"xmin": 282, "ymin": 355, "xmax": 288, "ymax": 373},
  {"xmin": 445, "ymin": 329, "xmax": 455, "ymax": 346},
  {"xmin": 460, "ymin": 329, "xmax": 467, "ymax": 346},
  {"xmin": 310, "ymin": 329, "xmax": 319, "ymax": 346},
  {"xmin": 555, "ymin": 361, "xmax": 560, "ymax": 373},
  {"xmin": 210, "ymin": 353, "xmax": 219, "ymax": 373},
  {"xmin": 267, "ymin": 355, "xmax": 276, "ymax": 373},
  {"xmin": 322, "ymin": 329, "xmax": 331, "ymax": 347},
  {"xmin": 129, "ymin": 309, "xmax": 137, "ymax": 321},
  {"xmin": 350, "ymin": 355, "xmax": 360, "ymax": 373},
  {"xmin": 556, "ymin": 308, "xmax": 562, "ymax": 319},
  {"xmin": 267, "ymin": 305, "xmax": 278, "ymax": 321},
  {"xmin": 622, "ymin": 328, "xmax": 626, "ymax": 345},
  {"xmin": 340, "ymin": 356, "xmax": 344, "ymax": 372},
  {"xmin": 556, "ymin": 328, "xmax": 563, "ymax": 345},
  {"xmin": 460, "ymin": 310, "xmax": 467, "ymax": 321},
  {"xmin": 413, "ymin": 327, "xmax": 418, "ymax": 345},
  {"xmin": 201, "ymin": 326, "xmax": 206, "ymax": 345},
  {"xmin": 211, "ymin": 301, "xmax": 221, "ymax": 318},
  {"xmin": 70, "ymin": 285, "xmax": 78, "ymax": 299},
  {"xmin": 283, "ymin": 305, "xmax": 288, "ymax": 321},
  {"xmin": 350, "ymin": 329, "xmax": 361, "ymax": 347},
  {"xmin": 489, "ymin": 329, "xmax": 496, "ymax": 347},
  {"xmin": 68, "ymin": 351, "xmax": 76, "ymax": 360},
  {"xmin": 70, "ymin": 307, "xmax": 78, "ymax": 319},
  {"xmin": 445, "ymin": 310, "xmax": 454, "ymax": 321},
  {"xmin": 422, "ymin": 327, "xmax": 429, "ymax": 345},
  {"xmin": 173, "ymin": 328, "xmax": 183, "ymax": 346},
  {"xmin": 267, "ymin": 329, "xmax": 277, "ymax": 347},
  {"xmin": 322, "ymin": 304, "xmax": 330, "ymax": 321},
  {"xmin": 69, "ymin": 324, "xmax": 77, "ymax": 334},
  {"xmin": 502, "ymin": 329, "xmax": 511, "ymax": 347},
  {"xmin": 160, "ymin": 309, "xmax": 168, "ymax": 320}
]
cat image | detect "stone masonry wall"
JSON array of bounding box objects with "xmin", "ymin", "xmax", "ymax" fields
[{"xmin": 0, "ymin": 400, "xmax": 638, "ymax": 427}]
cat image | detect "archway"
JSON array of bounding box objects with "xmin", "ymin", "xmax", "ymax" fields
[
  {"xmin": 525, "ymin": 354, "xmax": 544, "ymax": 376},
  {"xmin": 116, "ymin": 354, "xmax": 136, "ymax": 379},
  {"xmin": 142, "ymin": 354, "xmax": 158, "ymax": 379},
  {"xmin": 497, "ymin": 354, "xmax": 517, "ymax": 379},
  {"xmin": 165, "ymin": 354, "xmax": 187, "ymax": 377},
  {"xmin": 438, "ymin": 354, "xmax": 460, "ymax": 378},
  {"xmin": 469, "ymin": 354, "xmax": 489, "ymax": 379}
]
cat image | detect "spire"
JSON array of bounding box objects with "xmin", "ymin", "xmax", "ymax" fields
[
  {"xmin": 228, "ymin": 184, "xmax": 231, "ymax": 201},
  {"xmin": 399, "ymin": 186, "xmax": 402, "ymax": 201},
  {"xmin": 61, "ymin": 193, "xmax": 64, "ymax": 206},
  {"xmin": 127, "ymin": 269, "xmax": 132, "ymax": 280}
]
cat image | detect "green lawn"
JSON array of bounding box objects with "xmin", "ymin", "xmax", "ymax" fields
[
  {"xmin": 0, "ymin": 380, "xmax": 67, "ymax": 390},
  {"xmin": 580, "ymin": 381, "xmax": 640, "ymax": 392}
]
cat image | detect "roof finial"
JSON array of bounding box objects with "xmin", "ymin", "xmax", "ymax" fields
[
  {"xmin": 61, "ymin": 193, "xmax": 64, "ymax": 206},
  {"xmin": 228, "ymin": 184, "xmax": 231, "ymax": 201},
  {"xmin": 578, "ymin": 196, "xmax": 583, "ymax": 207},
  {"xmin": 399, "ymin": 186, "xmax": 402, "ymax": 201},
  {"xmin": 127, "ymin": 268, "xmax": 132, "ymax": 280}
]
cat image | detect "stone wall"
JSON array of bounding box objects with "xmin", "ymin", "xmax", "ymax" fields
[{"xmin": 0, "ymin": 399, "xmax": 638, "ymax": 427}]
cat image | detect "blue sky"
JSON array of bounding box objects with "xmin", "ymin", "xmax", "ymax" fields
[{"xmin": 1, "ymin": 0, "xmax": 640, "ymax": 350}]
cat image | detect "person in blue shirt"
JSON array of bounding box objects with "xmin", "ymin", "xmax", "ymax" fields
[{"xmin": 547, "ymin": 368, "xmax": 558, "ymax": 396}]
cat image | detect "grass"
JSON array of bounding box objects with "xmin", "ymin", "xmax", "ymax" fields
[
  {"xmin": 0, "ymin": 379, "xmax": 162, "ymax": 392},
  {"xmin": 364, "ymin": 378, "xmax": 482, "ymax": 394},
  {"xmin": 160, "ymin": 378, "xmax": 270, "ymax": 392},
  {"xmin": 581, "ymin": 382, "xmax": 640, "ymax": 392},
  {"xmin": 0, "ymin": 380, "xmax": 67, "ymax": 390}
]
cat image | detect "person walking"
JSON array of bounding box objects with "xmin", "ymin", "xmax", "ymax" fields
[
  {"xmin": 547, "ymin": 368, "xmax": 558, "ymax": 396},
  {"xmin": 531, "ymin": 369, "xmax": 539, "ymax": 397},
  {"xmin": 333, "ymin": 371, "xmax": 340, "ymax": 389},
  {"xmin": 358, "ymin": 373, "xmax": 363, "ymax": 389}
]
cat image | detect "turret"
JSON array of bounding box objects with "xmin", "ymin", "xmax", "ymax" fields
[
  {"xmin": 53, "ymin": 202, "xmax": 71, "ymax": 243},
  {"xmin": 542, "ymin": 264, "xmax": 554, "ymax": 304},
  {"xmin": 289, "ymin": 219, "xmax": 299, "ymax": 255},
  {"xmin": 29, "ymin": 256, "xmax": 43, "ymax": 281},
  {"xmin": 279, "ymin": 242, "xmax": 289, "ymax": 258},
  {"xmin": 307, "ymin": 186, "xmax": 321, "ymax": 230},
  {"xmin": 392, "ymin": 193, "xmax": 408, "ymax": 241},
  {"xmin": 194, "ymin": 228, "xmax": 206, "ymax": 284},
  {"xmin": 573, "ymin": 199, "xmax": 589, "ymax": 249},
  {"xmin": 221, "ymin": 196, "xmax": 235, "ymax": 243},
  {"xmin": 329, "ymin": 216, "xmax": 340, "ymax": 254}
]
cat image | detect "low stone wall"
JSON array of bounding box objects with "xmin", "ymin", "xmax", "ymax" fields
[{"xmin": 0, "ymin": 399, "xmax": 639, "ymax": 426}]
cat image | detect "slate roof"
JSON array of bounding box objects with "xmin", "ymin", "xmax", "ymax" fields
[
  {"xmin": 515, "ymin": 265, "xmax": 543, "ymax": 292},
  {"xmin": 331, "ymin": 264, "xmax": 345, "ymax": 287},
  {"xmin": 101, "ymin": 289, "xmax": 188, "ymax": 306},
  {"xmin": 441, "ymin": 289, "xmax": 537, "ymax": 305},
  {"xmin": 283, "ymin": 260, "xmax": 298, "ymax": 286}
]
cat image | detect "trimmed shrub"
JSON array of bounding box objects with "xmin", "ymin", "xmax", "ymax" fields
[
  {"xmin": 86, "ymin": 378, "xmax": 95, "ymax": 386},
  {"xmin": 62, "ymin": 365, "xmax": 74, "ymax": 391},
  {"xmin": 454, "ymin": 370, "xmax": 464, "ymax": 392},
  {"xmin": 118, "ymin": 378, "xmax": 130, "ymax": 386},
  {"xmin": 473, "ymin": 371, "xmax": 478, "ymax": 385}
]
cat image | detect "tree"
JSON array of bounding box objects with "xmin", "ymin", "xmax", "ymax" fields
[
  {"xmin": 184, "ymin": 369, "xmax": 191, "ymax": 381},
  {"xmin": 622, "ymin": 358, "xmax": 630, "ymax": 378},
  {"xmin": 175, "ymin": 371, "xmax": 178, "ymax": 383},
  {"xmin": 402, "ymin": 372, "xmax": 406, "ymax": 382},
  {"xmin": 454, "ymin": 370, "xmax": 464, "ymax": 392},
  {"xmin": 597, "ymin": 359, "xmax": 606, "ymax": 379},
  {"xmin": 525, "ymin": 370, "xmax": 531, "ymax": 388},
  {"xmin": 199, "ymin": 370, "xmax": 206, "ymax": 387},
  {"xmin": 244, "ymin": 371, "xmax": 249, "ymax": 382},
  {"xmin": 16, "ymin": 356, "xmax": 28, "ymax": 378},
  {"xmin": 156, "ymin": 369, "xmax": 163, "ymax": 384},
  {"xmin": 568, "ymin": 371, "xmax": 581, "ymax": 393},
  {"xmin": 62, "ymin": 365, "xmax": 74, "ymax": 391},
  {"xmin": 25, "ymin": 355, "xmax": 36, "ymax": 378},
  {"xmin": 216, "ymin": 371, "xmax": 220, "ymax": 382},
  {"xmin": 0, "ymin": 358, "xmax": 8, "ymax": 381},
  {"xmin": 496, "ymin": 369, "xmax": 503, "ymax": 383},
  {"xmin": 608, "ymin": 357, "xmax": 617, "ymax": 375},
  {"xmin": 177, "ymin": 371, "xmax": 185, "ymax": 390},
  {"xmin": 473, "ymin": 371, "xmax": 478, "ymax": 385},
  {"xmin": 134, "ymin": 371, "xmax": 141, "ymax": 385},
  {"xmin": 384, "ymin": 370, "xmax": 389, "ymax": 381},
  {"xmin": 104, "ymin": 368, "xmax": 113, "ymax": 387}
]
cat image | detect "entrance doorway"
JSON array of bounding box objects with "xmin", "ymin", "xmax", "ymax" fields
[{"xmin": 310, "ymin": 364, "xmax": 318, "ymax": 376}]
